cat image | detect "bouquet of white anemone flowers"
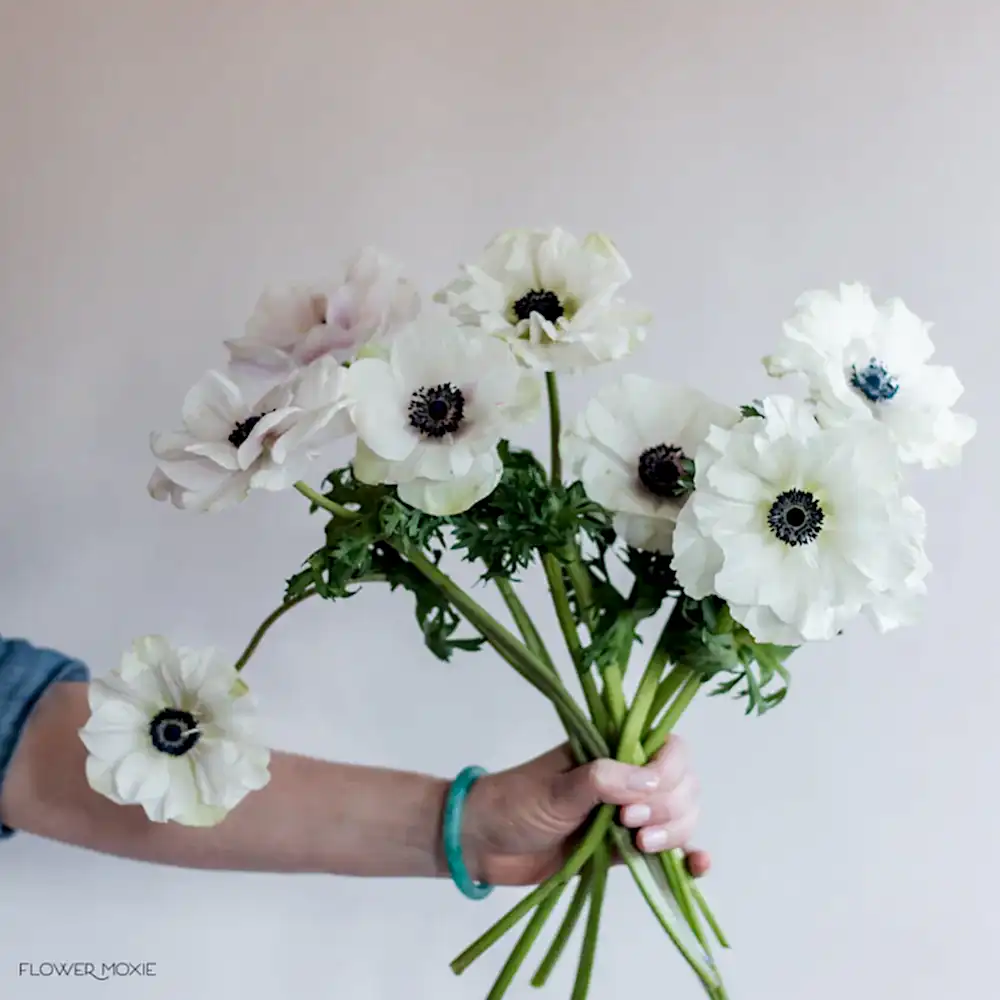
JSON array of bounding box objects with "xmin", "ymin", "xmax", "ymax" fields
[{"xmin": 80, "ymin": 230, "xmax": 975, "ymax": 1000}]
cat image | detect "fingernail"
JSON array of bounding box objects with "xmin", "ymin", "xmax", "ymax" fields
[
  {"xmin": 642, "ymin": 827, "xmax": 669, "ymax": 851},
  {"xmin": 627, "ymin": 770, "xmax": 660, "ymax": 791},
  {"xmin": 623, "ymin": 804, "xmax": 651, "ymax": 825}
]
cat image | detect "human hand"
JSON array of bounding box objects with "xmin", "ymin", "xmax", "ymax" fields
[{"xmin": 462, "ymin": 737, "xmax": 709, "ymax": 887}]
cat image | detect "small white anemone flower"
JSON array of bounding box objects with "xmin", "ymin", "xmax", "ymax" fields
[
  {"xmin": 79, "ymin": 636, "xmax": 270, "ymax": 826},
  {"xmin": 435, "ymin": 227, "xmax": 649, "ymax": 372},
  {"xmin": 148, "ymin": 356, "xmax": 351, "ymax": 511},
  {"xmin": 563, "ymin": 374, "xmax": 738, "ymax": 554},
  {"xmin": 343, "ymin": 313, "xmax": 537, "ymax": 514},
  {"xmin": 225, "ymin": 247, "xmax": 420, "ymax": 376},
  {"xmin": 764, "ymin": 283, "xmax": 975, "ymax": 469}
]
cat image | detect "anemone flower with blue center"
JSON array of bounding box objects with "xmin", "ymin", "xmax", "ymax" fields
[{"xmin": 763, "ymin": 282, "xmax": 975, "ymax": 469}]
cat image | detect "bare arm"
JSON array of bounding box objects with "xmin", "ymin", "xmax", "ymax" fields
[
  {"xmin": 1, "ymin": 681, "xmax": 709, "ymax": 886},
  {"xmin": 0, "ymin": 680, "xmax": 467, "ymax": 879}
]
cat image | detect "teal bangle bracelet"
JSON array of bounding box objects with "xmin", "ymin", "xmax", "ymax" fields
[{"xmin": 443, "ymin": 766, "xmax": 493, "ymax": 900}]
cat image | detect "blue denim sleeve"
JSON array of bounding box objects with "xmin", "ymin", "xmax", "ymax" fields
[{"xmin": 0, "ymin": 635, "xmax": 90, "ymax": 840}]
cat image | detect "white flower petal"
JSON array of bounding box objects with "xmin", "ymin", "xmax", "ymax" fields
[
  {"xmin": 673, "ymin": 394, "xmax": 930, "ymax": 643},
  {"xmin": 397, "ymin": 451, "xmax": 502, "ymax": 515},
  {"xmin": 345, "ymin": 357, "xmax": 416, "ymax": 461},
  {"xmin": 182, "ymin": 371, "xmax": 246, "ymax": 441},
  {"xmin": 614, "ymin": 512, "xmax": 676, "ymax": 554},
  {"xmin": 568, "ymin": 376, "xmax": 733, "ymax": 543},
  {"xmin": 436, "ymin": 227, "xmax": 647, "ymax": 372},
  {"xmin": 766, "ymin": 285, "xmax": 975, "ymax": 469},
  {"xmin": 81, "ymin": 636, "xmax": 270, "ymax": 826}
]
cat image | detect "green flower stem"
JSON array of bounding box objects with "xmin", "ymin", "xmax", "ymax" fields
[
  {"xmin": 608, "ymin": 825, "xmax": 719, "ymax": 991},
  {"xmin": 406, "ymin": 547, "xmax": 608, "ymax": 759},
  {"xmin": 643, "ymin": 672, "xmax": 703, "ymax": 758},
  {"xmin": 485, "ymin": 880, "xmax": 569, "ymax": 1000},
  {"xmin": 691, "ymin": 881, "xmax": 730, "ymax": 949},
  {"xmin": 450, "ymin": 804, "xmax": 615, "ymax": 975},
  {"xmin": 293, "ymin": 481, "xmax": 359, "ymax": 520},
  {"xmin": 495, "ymin": 577, "xmax": 586, "ymax": 765},
  {"xmin": 602, "ymin": 665, "xmax": 627, "ymax": 734},
  {"xmin": 609, "ymin": 668, "xmax": 719, "ymax": 962},
  {"xmin": 531, "ymin": 864, "xmax": 595, "ymax": 987},
  {"xmin": 494, "ymin": 578, "xmax": 550, "ymax": 663},
  {"xmin": 648, "ymin": 665, "xmax": 690, "ymax": 725},
  {"xmin": 617, "ymin": 667, "xmax": 712, "ymax": 956},
  {"xmin": 564, "ymin": 554, "xmax": 626, "ymax": 731},
  {"xmin": 233, "ymin": 588, "xmax": 316, "ymax": 672},
  {"xmin": 292, "ymin": 479, "xmax": 607, "ymax": 757},
  {"xmin": 570, "ymin": 841, "xmax": 610, "ymax": 1000},
  {"xmin": 615, "ymin": 652, "xmax": 663, "ymax": 765},
  {"xmin": 565, "ymin": 554, "xmax": 595, "ymax": 623},
  {"xmin": 545, "ymin": 372, "xmax": 562, "ymax": 484},
  {"xmin": 659, "ymin": 848, "xmax": 710, "ymax": 955},
  {"xmin": 541, "ymin": 553, "xmax": 611, "ymax": 740}
]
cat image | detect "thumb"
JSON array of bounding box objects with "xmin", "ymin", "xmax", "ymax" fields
[{"xmin": 548, "ymin": 758, "xmax": 662, "ymax": 824}]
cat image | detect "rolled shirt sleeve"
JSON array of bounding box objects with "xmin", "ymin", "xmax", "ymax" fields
[{"xmin": 0, "ymin": 635, "xmax": 90, "ymax": 840}]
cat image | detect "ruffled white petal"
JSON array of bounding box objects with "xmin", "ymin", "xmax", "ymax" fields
[
  {"xmin": 566, "ymin": 375, "xmax": 737, "ymax": 552},
  {"xmin": 765, "ymin": 284, "xmax": 975, "ymax": 469},
  {"xmin": 672, "ymin": 395, "xmax": 930, "ymax": 644},
  {"xmin": 435, "ymin": 227, "xmax": 648, "ymax": 372},
  {"xmin": 396, "ymin": 450, "xmax": 503, "ymax": 515},
  {"xmin": 79, "ymin": 636, "xmax": 270, "ymax": 827}
]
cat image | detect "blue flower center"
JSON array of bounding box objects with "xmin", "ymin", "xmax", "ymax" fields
[{"xmin": 850, "ymin": 358, "xmax": 899, "ymax": 403}]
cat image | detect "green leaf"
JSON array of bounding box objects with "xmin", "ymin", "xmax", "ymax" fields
[
  {"xmin": 286, "ymin": 466, "xmax": 482, "ymax": 663},
  {"xmin": 450, "ymin": 442, "xmax": 612, "ymax": 580}
]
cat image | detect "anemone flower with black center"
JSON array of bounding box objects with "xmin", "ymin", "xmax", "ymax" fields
[
  {"xmin": 78, "ymin": 636, "xmax": 270, "ymax": 826},
  {"xmin": 147, "ymin": 357, "xmax": 352, "ymax": 512},
  {"xmin": 671, "ymin": 395, "xmax": 931, "ymax": 645},
  {"xmin": 434, "ymin": 227, "xmax": 650, "ymax": 372},
  {"xmin": 342, "ymin": 313, "xmax": 538, "ymax": 515},
  {"xmin": 563, "ymin": 374, "xmax": 738, "ymax": 554},
  {"xmin": 763, "ymin": 282, "xmax": 976, "ymax": 469}
]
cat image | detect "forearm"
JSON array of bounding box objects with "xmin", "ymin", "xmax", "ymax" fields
[{"xmin": 1, "ymin": 681, "xmax": 479, "ymax": 880}]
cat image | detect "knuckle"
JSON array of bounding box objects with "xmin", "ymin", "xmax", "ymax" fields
[{"xmin": 583, "ymin": 759, "xmax": 610, "ymax": 795}]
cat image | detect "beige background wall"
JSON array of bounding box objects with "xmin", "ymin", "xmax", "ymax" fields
[{"xmin": 1, "ymin": 2, "xmax": 996, "ymax": 997}]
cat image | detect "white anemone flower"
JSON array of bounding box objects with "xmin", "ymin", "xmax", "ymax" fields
[
  {"xmin": 343, "ymin": 314, "xmax": 535, "ymax": 515},
  {"xmin": 563, "ymin": 375, "xmax": 738, "ymax": 554},
  {"xmin": 148, "ymin": 356, "xmax": 351, "ymax": 511},
  {"xmin": 763, "ymin": 283, "xmax": 976, "ymax": 469},
  {"xmin": 225, "ymin": 247, "xmax": 420, "ymax": 376},
  {"xmin": 79, "ymin": 636, "xmax": 270, "ymax": 826},
  {"xmin": 671, "ymin": 396, "xmax": 931, "ymax": 645},
  {"xmin": 434, "ymin": 227, "xmax": 650, "ymax": 372}
]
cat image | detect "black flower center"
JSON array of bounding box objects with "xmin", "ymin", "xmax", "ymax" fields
[
  {"xmin": 149, "ymin": 708, "xmax": 201, "ymax": 757},
  {"xmin": 228, "ymin": 410, "xmax": 274, "ymax": 449},
  {"xmin": 637, "ymin": 444, "xmax": 689, "ymax": 498},
  {"xmin": 768, "ymin": 488, "xmax": 824, "ymax": 546},
  {"xmin": 512, "ymin": 289, "xmax": 564, "ymax": 324},
  {"xmin": 408, "ymin": 383, "xmax": 465, "ymax": 437}
]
